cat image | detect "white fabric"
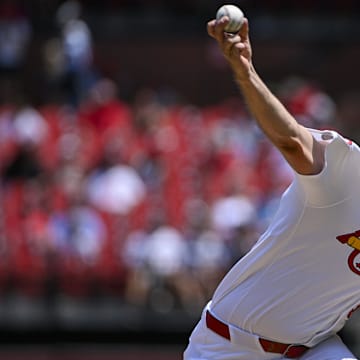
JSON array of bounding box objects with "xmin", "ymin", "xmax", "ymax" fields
[
  {"xmin": 183, "ymin": 303, "xmax": 356, "ymax": 359},
  {"xmin": 184, "ymin": 302, "xmax": 276, "ymax": 360},
  {"xmin": 185, "ymin": 129, "xmax": 360, "ymax": 358},
  {"xmin": 300, "ymin": 335, "xmax": 356, "ymax": 360}
]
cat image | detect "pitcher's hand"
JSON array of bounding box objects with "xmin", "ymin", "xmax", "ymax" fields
[{"xmin": 207, "ymin": 16, "xmax": 253, "ymax": 82}]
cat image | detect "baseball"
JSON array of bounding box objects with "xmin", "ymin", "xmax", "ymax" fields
[{"xmin": 216, "ymin": 4, "xmax": 244, "ymax": 33}]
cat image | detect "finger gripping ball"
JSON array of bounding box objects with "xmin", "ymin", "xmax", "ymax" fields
[{"xmin": 216, "ymin": 4, "xmax": 244, "ymax": 33}]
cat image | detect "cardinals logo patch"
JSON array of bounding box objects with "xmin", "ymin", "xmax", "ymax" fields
[{"xmin": 337, "ymin": 230, "xmax": 360, "ymax": 276}]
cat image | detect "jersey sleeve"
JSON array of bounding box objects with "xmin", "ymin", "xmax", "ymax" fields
[{"xmin": 294, "ymin": 129, "xmax": 356, "ymax": 207}]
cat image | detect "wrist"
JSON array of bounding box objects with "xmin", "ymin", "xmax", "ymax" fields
[{"xmin": 234, "ymin": 66, "xmax": 257, "ymax": 87}]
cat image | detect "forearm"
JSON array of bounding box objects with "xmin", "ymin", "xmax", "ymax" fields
[
  {"xmin": 234, "ymin": 65, "xmax": 303, "ymax": 148},
  {"xmin": 207, "ymin": 16, "xmax": 323, "ymax": 175},
  {"xmin": 233, "ymin": 65, "xmax": 324, "ymax": 175}
]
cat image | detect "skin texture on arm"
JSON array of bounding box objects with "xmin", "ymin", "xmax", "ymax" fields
[{"xmin": 207, "ymin": 16, "xmax": 325, "ymax": 175}]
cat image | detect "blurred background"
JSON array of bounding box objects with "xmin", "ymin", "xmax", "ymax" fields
[{"xmin": 0, "ymin": 0, "xmax": 359, "ymax": 358}]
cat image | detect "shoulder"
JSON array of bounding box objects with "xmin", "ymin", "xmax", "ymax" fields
[
  {"xmin": 308, "ymin": 128, "xmax": 354, "ymax": 163},
  {"xmin": 293, "ymin": 128, "xmax": 358, "ymax": 206}
]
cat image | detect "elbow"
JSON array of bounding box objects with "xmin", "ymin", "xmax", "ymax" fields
[{"xmin": 273, "ymin": 134, "xmax": 303, "ymax": 154}]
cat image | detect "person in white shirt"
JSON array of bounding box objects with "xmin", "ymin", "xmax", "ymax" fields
[{"xmin": 183, "ymin": 14, "xmax": 360, "ymax": 360}]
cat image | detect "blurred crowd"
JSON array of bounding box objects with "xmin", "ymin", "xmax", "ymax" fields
[
  {"xmin": 0, "ymin": 0, "xmax": 359, "ymax": 317},
  {"xmin": 0, "ymin": 73, "xmax": 346, "ymax": 314}
]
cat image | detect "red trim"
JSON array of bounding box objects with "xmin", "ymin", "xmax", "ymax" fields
[
  {"xmin": 206, "ymin": 310, "xmax": 231, "ymax": 340},
  {"xmin": 259, "ymin": 338, "xmax": 308, "ymax": 358},
  {"xmin": 348, "ymin": 303, "xmax": 360, "ymax": 319},
  {"xmin": 205, "ymin": 310, "xmax": 309, "ymax": 358},
  {"xmin": 336, "ymin": 229, "xmax": 360, "ymax": 244},
  {"xmin": 348, "ymin": 249, "xmax": 360, "ymax": 276}
]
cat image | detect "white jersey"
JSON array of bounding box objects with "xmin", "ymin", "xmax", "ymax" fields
[{"xmin": 210, "ymin": 129, "xmax": 360, "ymax": 347}]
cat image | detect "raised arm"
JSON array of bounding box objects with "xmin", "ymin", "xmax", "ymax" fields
[{"xmin": 207, "ymin": 16, "xmax": 325, "ymax": 175}]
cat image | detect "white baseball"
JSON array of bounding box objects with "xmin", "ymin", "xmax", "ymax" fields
[{"xmin": 216, "ymin": 4, "xmax": 244, "ymax": 33}]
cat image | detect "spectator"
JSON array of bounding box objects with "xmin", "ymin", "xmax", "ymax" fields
[
  {"xmin": 55, "ymin": 0, "xmax": 97, "ymax": 107},
  {"xmin": 0, "ymin": 0, "xmax": 31, "ymax": 73},
  {"xmin": 49, "ymin": 203, "xmax": 106, "ymax": 265},
  {"xmin": 86, "ymin": 160, "xmax": 146, "ymax": 216},
  {"xmin": 1, "ymin": 104, "xmax": 49, "ymax": 181},
  {"xmin": 210, "ymin": 184, "xmax": 257, "ymax": 241}
]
